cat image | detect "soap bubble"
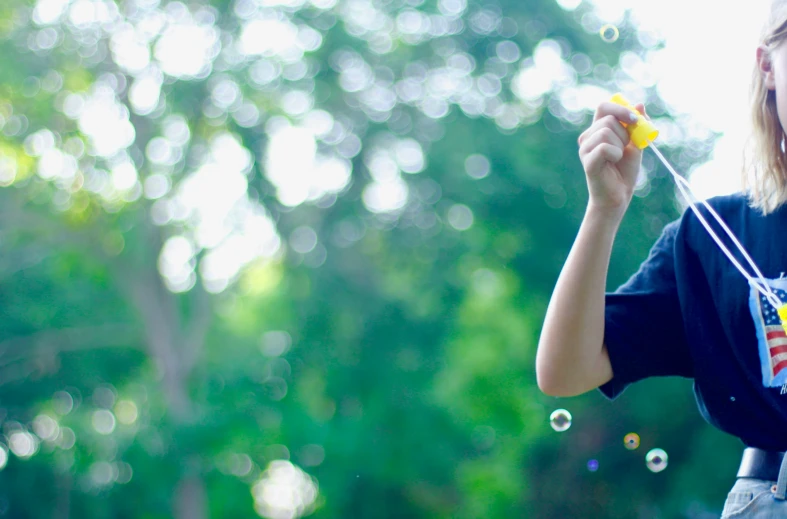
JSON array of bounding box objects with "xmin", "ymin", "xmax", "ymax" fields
[
  {"xmin": 599, "ymin": 24, "xmax": 619, "ymax": 43},
  {"xmin": 646, "ymin": 448, "xmax": 668, "ymax": 473},
  {"xmin": 549, "ymin": 409, "xmax": 572, "ymax": 432},
  {"xmin": 587, "ymin": 459, "xmax": 599, "ymax": 472},
  {"xmin": 624, "ymin": 433, "xmax": 640, "ymax": 450}
]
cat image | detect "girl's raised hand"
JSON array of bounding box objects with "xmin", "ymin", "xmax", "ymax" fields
[{"xmin": 577, "ymin": 101, "xmax": 647, "ymax": 221}]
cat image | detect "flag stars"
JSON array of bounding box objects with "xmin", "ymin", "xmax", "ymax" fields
[{"xmin": 757, "ymin": 286, "xmax": 787, "ymax": 325}]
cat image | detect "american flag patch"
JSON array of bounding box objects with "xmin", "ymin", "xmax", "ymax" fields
[{"xmin": 750, "ymin": 281, "xmax": 787, "ymax": 388}]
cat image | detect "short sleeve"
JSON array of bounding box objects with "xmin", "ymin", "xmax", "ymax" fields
[{"xmin": 598, "ymin": 220, "xmax": 694, "ymax": 400}]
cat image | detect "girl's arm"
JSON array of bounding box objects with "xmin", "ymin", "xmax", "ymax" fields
[
  {"xmin": 536, "ymin": 101, "xmax": 645, "ymax": 397},
  {"xmin": 536, "ymin": 207, "xmax": 618, "ymax": 396}
]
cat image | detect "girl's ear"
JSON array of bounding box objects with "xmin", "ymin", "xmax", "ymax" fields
[{"xmin": 758, "ymin": 45, "xmax": 777, "ymax": 90}]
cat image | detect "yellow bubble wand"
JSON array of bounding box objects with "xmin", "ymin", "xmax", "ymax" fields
[{"xmin": 610, "ymin": 93, "xmax": 787, "ymax": 332}]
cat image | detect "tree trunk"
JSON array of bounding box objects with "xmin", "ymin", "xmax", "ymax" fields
[
  {"xmin": 174, "ymin": 465, "xmax": 207, "ymax": 519},
  {"xmin": 112, "ymin": 222, "xmax": 213, "ymax": 519},
  {"xmin": 54, "ymin": 472, "xmax": 71, "ymax": 519}
]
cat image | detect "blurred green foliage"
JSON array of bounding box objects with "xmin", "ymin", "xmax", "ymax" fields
[{"xmin": 0, "ymin": 0, "xmax": 738, "ymax": 518}]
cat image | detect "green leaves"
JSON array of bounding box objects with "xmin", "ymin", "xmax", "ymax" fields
[{"xmin": 0, "ymin": 0, "xmax": 722, "ymax": 517}]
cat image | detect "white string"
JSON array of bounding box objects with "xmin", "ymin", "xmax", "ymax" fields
[
  {"xmin": 647, "ymin": 141, "xmax": 784, "ymax": 310},
  {"xmin": 672, "ymin": 173, "xmax": 781, "ymax": 309}
]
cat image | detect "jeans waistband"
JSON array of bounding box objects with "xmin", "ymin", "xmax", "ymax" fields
[
  {"xmin": 737, "ymin": 447, "xmax": 787, "ymax": 500},
  {"xmin": 737, "ymin": 447, "xmax": 786, "ymax": 481}
]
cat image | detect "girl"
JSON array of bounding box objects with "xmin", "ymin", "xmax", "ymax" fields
[{"xmin": 536, "ymin": 1, "xmax": 787, "ymax": 516}]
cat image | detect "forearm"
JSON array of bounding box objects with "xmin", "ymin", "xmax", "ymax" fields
[{"xmin": 536, "ymin": 206, "xmax": 621, "ymax": 396}]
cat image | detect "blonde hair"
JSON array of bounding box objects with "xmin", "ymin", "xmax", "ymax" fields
[{"xmin": 746, "ymin": 0, "xmax": 787, "ymax": 213}]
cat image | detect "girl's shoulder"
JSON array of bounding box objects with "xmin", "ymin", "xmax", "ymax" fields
[
  {"xmin": 685, "ymin": 191, "xmax": 763, "ymax": 223},
  {"xmin": 702, "ymin": 191, "xmax": 750, "ymax": 212},
  {"xmin": 675, "ymin": 191, "xmax": 762, "ymax": 249}
]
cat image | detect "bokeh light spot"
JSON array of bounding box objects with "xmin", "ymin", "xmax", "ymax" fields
[
  {"xmin": 57, "ymin": 427, "xmax": 76, "ymax": 450},
  {"xmin": 289, "ymin": 226, "xmax": 318, "ymax": 254},
  {"xmin": 252, "ymin": 460, "xmax": 318, "ymax": 519},
  {"xmin": 465, "ymin": 154, "xmax": 490, "ymax": 179},
  {"xmin": 298, "ymin": 444, "xmax": 325, "ymax": 467},
  {"xmin": 447, "ymin": 203, "xmax": 473, "ymax": 231},
  {"xmin": 265, "ymin": 124, "xmax": 352, "ymax": 207},
  {"xmin": 8, "ymin": 431, "xmax": 39, "ymax": 459},
  {"xmin": 260, "ymin": 331, "xmax": 292, "ymax": 357},
  {"xmin": 92, "ymin": 409, "xmax": 116, "ymax": 435},
  {"xmin": 90, "ymin": 461, "xmax": 117, "ymax": 487},
  {"xmin": 32, "ymin": 415, "xmax": 60, "ymax": 442},
  {"xmin": 115, "ymin": 400, "xmax": 139, "ymax": 425},
  {"xmin": 53, "ymin": 391, "xmax": 74, "ymax": 415}
]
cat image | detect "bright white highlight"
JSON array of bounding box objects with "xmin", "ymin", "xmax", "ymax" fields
[
  {"xmin": 160, "ymin": 133, "xmax": 282, "ymax": 293},
  {"xmin": 264, "ymin": 123, "xmax": 352, "ymax": 207},
  {"xmin": 69, "ymin": 86, "xmax": 136, "ymax": 158},
  {"xmin": 92, "ymin": 409, "xmax": 117, "ymax": 435},
  {"xmin": 154, "ymin": 18, "xmax": 219, "ymax": 78},
  {"xmin": 251, "ymin": 460, "xmax": 318, "ymax": 519},
  {"xmin": 8, "ymin": 431, "xmax": 39, "ymax": 459},
  {"xmin": 583, "ymin": 0, "xmax": 771, "ymax": 198}
]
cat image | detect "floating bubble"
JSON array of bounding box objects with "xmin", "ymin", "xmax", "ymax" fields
[
  {"xmin": 587, "ymin": 459, "xmax": 599, "ymax": 472},
  {"xmin": 624, "ymin": 433, "xmax": 640, "ymax": 450},
  {"xmin": 646, "ymin": 448, "xmax": 668, "ymax": 473},
  {"xmin": 599, "ymin": 24, "xmax": 619, "ymax": 43},
  {"xmin": 549, "ymin": 409, "xmax": 572, "ymax": 432}
]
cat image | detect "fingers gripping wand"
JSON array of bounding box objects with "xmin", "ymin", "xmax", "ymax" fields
[{"xmin": 609, "ymin": 93, "xmax": 787, "ymax": 333}]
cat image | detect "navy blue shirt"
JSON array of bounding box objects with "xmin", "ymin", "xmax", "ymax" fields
[{"xmin": 600, "ymin": 193, "xmax": 787, "ymax": 450}]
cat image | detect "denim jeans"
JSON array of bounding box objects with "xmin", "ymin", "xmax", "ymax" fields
[{"xmin": 721, "ymin": 454, "xmax": 787, "ymax": 518}]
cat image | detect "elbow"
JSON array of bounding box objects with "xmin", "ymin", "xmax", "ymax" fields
[
  {"xmin": 536, "ymin": 359, "xmax": 581, "ymax": 398},
  {"xmin": 537, "ymin": 377, "xmax": 562, "ymax": 397},
  {"xmin": 535, "ymin": 364, "xmax": 557, "ymax": 395},
  {"xmin": 535, "ymin": 351, "xmax": 591, "ymax": 398},
  {"xmin": 536, "ymin": 374, "xmax": 585, "ymax": 398},
  {"xmin": 536, "ymin": 336, "xmax": 610, "ymax": 397}
]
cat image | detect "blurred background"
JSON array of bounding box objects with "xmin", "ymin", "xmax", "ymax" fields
[{"xmin": 0, "ymin": 0, "xmax": 756, "ymax": 517}]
